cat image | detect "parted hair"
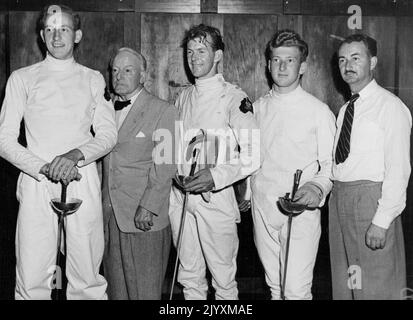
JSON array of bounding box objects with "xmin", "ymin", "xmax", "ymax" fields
[
  {"xmin": 266, "ymin": 29, "xmax": 308, "ymax": 62},
  {"xmin": 181, "ymin": 24, "xmax": 225, "ymax": 52},
  {"xmin": 339, "ymin": 33, "xmax": 377, "ymax": 57},
  {"xmin": 38, "ymin": 4, "xmax": 81, "ymax": 30}
]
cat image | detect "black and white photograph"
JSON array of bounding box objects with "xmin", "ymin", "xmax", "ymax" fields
[{"xmin": 0, "ymin": 0, "xmax": 412, "ymax": 310}]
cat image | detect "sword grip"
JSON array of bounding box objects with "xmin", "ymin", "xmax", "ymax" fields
[
  {"xmin": 291, "ymin": 169, "xmax": 303, "ymax": 199},
  {"xmin": 189, "ymin": 149, "xmax": 199, "ymax": 177},
  {"xmin": 61, "ymin": 182, "xmax": 67, "ymax": 204}
]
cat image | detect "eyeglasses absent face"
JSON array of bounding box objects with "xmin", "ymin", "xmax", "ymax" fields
[
  {"xmin": 40, "ymin": 12, "xmax": 82, "ymax": 60},
  {"xmin": 269, "ymin": 46, "xmax": 307, "ymax": 93}
]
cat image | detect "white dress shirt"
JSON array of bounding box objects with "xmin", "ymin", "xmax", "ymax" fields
[
  {"xmin": 332, "ymin": 79, "xmax": 412, "ymax": 229},
  {"xmin": 115, "ymin": 88, "xmax": 143, "ymax": 130}
]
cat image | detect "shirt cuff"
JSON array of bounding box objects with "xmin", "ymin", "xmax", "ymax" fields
[
  {"xmin": 371, "ymin": 212, "xmax": 394, "ymax": 230},
  {"xmin": 75, "ymin": 147, "xmax": 88, "ymax": 167},
  {"xmin": 32, "ymin": 160, "xmax": 48, "ymax": 182},
  {"xmin": 209, "ymin": 167, "xmax": 222, "ymax": 191}
]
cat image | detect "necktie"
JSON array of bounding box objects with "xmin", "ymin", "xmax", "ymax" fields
[
  {"xmin": 114, "ymin": 100, "xmax": 131, "ymax": 111},
  {"xmin": 335, "ymin": 93, "xmax": 360, "ymax": 165}
]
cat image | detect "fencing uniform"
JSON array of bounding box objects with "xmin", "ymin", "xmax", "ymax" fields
[
  {"xmin": 169, "ymin": 73, "xmax": 260, "ymax": 300},
  {"xmin": 330, "ymin": 79, "xmax": 411, "ymax": 299},
  {"xmin": 251, "ymin": 85, "xmax": 336, "ymax": 299},
  {"xmin": 0, "ymin": 54, "xmax": 117, "ymax": 299}
]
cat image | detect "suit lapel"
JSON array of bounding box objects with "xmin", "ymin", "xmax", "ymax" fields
[{"xmin": 118, "ymin": 88, "xmax": 151, "ymax": 142}]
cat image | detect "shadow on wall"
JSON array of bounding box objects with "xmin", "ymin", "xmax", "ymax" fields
[{"xmin": 330, "ymin": 51, "xmax": 351, "ymax": 101}]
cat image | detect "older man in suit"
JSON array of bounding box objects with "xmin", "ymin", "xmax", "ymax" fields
[{"xmin": 102, "ymin": 47, "xmax": 177, "ymax": 300}]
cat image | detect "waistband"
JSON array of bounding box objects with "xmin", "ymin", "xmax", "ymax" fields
[{"xmin": 333, "ymin": 180, "xmax": 382, "ymax": 189}]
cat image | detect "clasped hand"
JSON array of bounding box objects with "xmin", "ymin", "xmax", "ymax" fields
[
  {"xmin": 292, "ymin": 182, "xmax": 323, "ymax": 209},
  {"xmin": 40, "ymin": 149, "xmax": 84, "ymax": 185},
  {"xmin": 182, "ymin": 168, "xmax": 215, "ymax": 193}
]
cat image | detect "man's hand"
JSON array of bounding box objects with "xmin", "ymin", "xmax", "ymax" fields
[
  {"xmin": 293, "ymin": 182, "xmax": 323, "ymax": 209},
  {"xmin": 61, "ymin": 167, "xmax": 82, "ymax": 185},
  {"xmin": 48, "ymin": 149, "xmax": 84, "ymax": 182},
  {"xmin": 183, "ymin": 168, "xmax": 215, "ymax": 193},
  {"xmin": 134, "ymin": 206, "xmax": 154, "ymax": 232},
  {"xmin": 365, "ymin": 223, "xmax": 387, "ymax": 250},
  {"xmin": 238, "ymin": 200, "xmax": 251, "ymax": 212},
  {"xmin": 39, "ymin": 163, "xmax": 50, "ymax": 176}
]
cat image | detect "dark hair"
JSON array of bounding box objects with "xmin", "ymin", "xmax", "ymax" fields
[
  {"xmin": 182, "ymin": 24, "xmax": 225, "ymax": 52},
  {"xmin": 38, "ymin": 4, "xmax": 81, "ymax": 30},
  {"xmin": 266, "ymin": 29, "xmax": 308, "ymax": 62},
  {"xmin": 339, "ymin": 33, "xmax": 377, "ymax": 57}
]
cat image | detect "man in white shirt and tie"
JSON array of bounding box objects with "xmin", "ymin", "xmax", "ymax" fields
[{"xmin": 330, "ymin": 33, "xmax": 412, "ymax": 300}]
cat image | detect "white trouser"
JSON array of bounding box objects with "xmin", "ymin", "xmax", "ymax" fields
[
  {"xmin": 15, "ymin": 164, "xmax": 107, "ymax": 300},
  {"xmin": 251, "ymin": 200, "xmax": 321, "ymax": 300},
  {"xmin": 169, "ymin": 187, "xmax": 239, "ymax": 300}
]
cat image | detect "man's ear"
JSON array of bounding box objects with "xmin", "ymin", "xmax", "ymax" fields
[
  {"xmin": 139, "ymin": 70, "xmax": 146, "ymax": 86},
  {"xmin": 299, "ymin": 61, "xmax": 307, "ymax": 75},
  {"xmin": 370, "ymin": 56, "xmax": 377, "ymax": 71},
  {"xmin": 40, "ymin": 30, "xmax": 45, "ymax": 43},
  {"xmin": 74, "ymin": 29, "xmax": 82, "ymax": 43},
  {"xmin": 214, "ymin": 49, "xmax": 223, "ymax": 64}
]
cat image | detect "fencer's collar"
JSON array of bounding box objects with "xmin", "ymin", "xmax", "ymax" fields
[
  {"xmin": 270, "ymin": 84, "xmax": 304, "ymax": 98},
  {"xmin": 44, "ymin": 53, "xmax": 76, "ymax": 71},
  {"xmin": 195, "ymin": 73, "xmax": 225, "ymax": 91}
]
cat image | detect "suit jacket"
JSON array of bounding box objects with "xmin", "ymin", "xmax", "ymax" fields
[{"xmin": 102, "ymin": 88, "xmax": 177, "ymax": 233}]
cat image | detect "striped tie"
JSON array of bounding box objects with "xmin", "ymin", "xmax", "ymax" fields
[{"xmin": 335, "ymin": 94, "xmax": 360, "ymax": 165}]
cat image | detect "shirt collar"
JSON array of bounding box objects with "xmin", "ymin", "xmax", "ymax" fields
[
  {"xmin": 353, "ymin": 79, "xmax": 378, "ymax": 103},
  {"xmin": 44, "ymin": 53, "xmax": 75, "ymax": 71},
  {"xmin": 270, "ymin": 84, "xmax": 303, "ymax": 98},
  {"xmin": 194, "ymin": 73, "xmax": 225, "ymax": 91},
  {"xmin": 119, "ymin": 87, "xmax": 144, "ymax": 107}
]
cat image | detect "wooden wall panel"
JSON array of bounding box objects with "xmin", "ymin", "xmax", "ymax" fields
[
  {"xmin": 296, "ymin": 16, "xmax": 397, "ymax": 114},
  {"xmin": 396, "ymin": 16, "xmax": 413, "ymax": 279},
  {"xmin": 0, "ymin": 11, "xmax": 18, "ymax": 301},
  {"xmin": 123, "ymin": 12, "xmax": 141, "ymax": 52},
  {"xmin": 141, "ymin": 13, "xmax": 223, "ymax": 103},
  {"xmin": 8, "ymin": 11, "xmax": 125, "ymax": 82},
  {"xmin": 0, "ymin": 12, "xmax": 7, "ymax": 98},
  {"xmin": 218, "ymin": 0, "xmax": 283, "ymax": 14},
  {"xmin": 284, "ymin": 0, "xmax": 398, "ymax": 16},
  {"xmin": 277, "ymin": 14, "xmax": 303, "ymax": 34},
  {"xmin": 136, "ymin": 0, "xmax": 200, "ymax": 13},
  {"xmin": 8, "ymin": 11, "xmax": 43, "ymax": 72},
  {"xmin": 362, "ymin": 17, "xmax": 397, "ymax": 94},
  {"xmin": 397, "ymin": 17, "xmax": 413, "ymax": 109},
  {"xmin": 75, "ymin": 12, "xmax": 125, "ymax": 81},
  {"xmin": 8, "ymin": 0, "xmax": 134, "ymax": 12},
  {"xmin": 223, "ymin": 14, "xmax": 278, "ymax": 102},
  {"xmin": 300, "ymin": 16, "xmax": 348, "ymax": 115}
]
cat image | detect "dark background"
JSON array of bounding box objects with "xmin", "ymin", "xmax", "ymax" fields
[{"xmin": 1, "ymin": 0, "xmax": 412, "ymax": 299}]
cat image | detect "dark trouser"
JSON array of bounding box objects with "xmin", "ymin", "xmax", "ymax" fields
[
  {"xmin": 103, "ymin": 209, "xmax": 171, "ymax": 300},
  {"xmin": 329, "ymin": 180, "xmax": 406, "ymax": 300}
]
